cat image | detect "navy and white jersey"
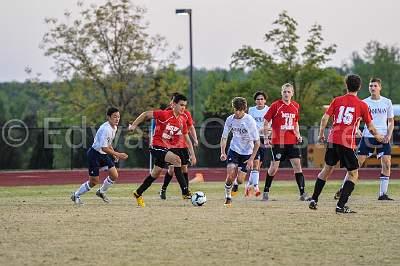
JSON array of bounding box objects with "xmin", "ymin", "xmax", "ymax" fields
[
  {"xmin": 92, "ymin": 121, "xmax": 117, "ymax": 154},
  {"xmin": 362, "ymin": 96, "xmax": 394, "ymax": 138},
  {"xmin": 222, "ymin": 113, "xmax": 259, "ymax": 155},
  {"xmin": 248, "ymin": 105, "xmax": 269, "ymax": 137}
]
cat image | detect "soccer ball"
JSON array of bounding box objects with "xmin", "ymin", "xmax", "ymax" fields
[{"xmin": 191, "ymin": 191, "xmax": 207, "ymax": 206}]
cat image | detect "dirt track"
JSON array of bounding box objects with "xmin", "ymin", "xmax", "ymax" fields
[{"xmin": 0, "ymin": 168, "xmax": 398, "ymax": 186}]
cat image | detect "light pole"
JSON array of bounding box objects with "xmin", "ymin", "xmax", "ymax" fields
[{"xmin": 175, "ymin": 9, "xmax": 194, "ymax": 115}]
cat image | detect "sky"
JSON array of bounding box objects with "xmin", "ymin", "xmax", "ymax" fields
[{"xmin": 1, "ymin": 0, "xmax": 399, "ymax": 81}]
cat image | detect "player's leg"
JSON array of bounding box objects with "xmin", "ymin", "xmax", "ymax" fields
[
  {"xmin": 247, "ymin": 159, "xmax": 260, "ymax": 197},
  {"xmin": 96, "ymin": 166, "xmax": 118, "ymax": 203},
  {"xmin": 288, "ymin": 145, "xmax": 307, "ymax": 200},
  {"xmin": 335, "ymin": 146, "xmax": 360, "ymax": 213},
  {"xmin": 164, "ymin": 151, "xmax": 191, "ymax": 198},
  {"xmin": 160, "ymin": 165, "xmax": 174, "ymax": 200},
  {"xmin": 224, "ymin": 163, "xmax": 238, "ymax": 206},
  {"xmin": 262, "ymin": 145, "xmax": 281, "ymax": 201},
  {"xmin": 378, "ymin": 155, "xmax": 393, "ymax": 200},
  {"xmin": 335, "ymin": 155, "xmax": 366, "ymax": 199},
  {"xmin": 96, "ymin": 155, "xmax": 118, "ymax": 203},
  {"xmin": 309, "ymin": 144, "xmax": 338, "ymax": 210}
]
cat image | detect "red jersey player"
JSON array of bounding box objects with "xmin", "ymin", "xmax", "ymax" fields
[
  {"xmin": 262, "ymin": 83, "xmax": 308, "ymax": 201},
  {"xmin": 128, "ymin": 93, "xmax": 196, "ymax": 207},
  {"xmin": 308, "ymin": 74, "xmax": 383, "ymax": 213},
  {"xmin": 160, "ymin": 93, "xmax": 199, "ymax": 200}
]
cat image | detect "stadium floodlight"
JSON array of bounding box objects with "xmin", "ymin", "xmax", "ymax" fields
[{"xmin": 175, "ymin": 8, "xmax": 194, "ymax": 116}]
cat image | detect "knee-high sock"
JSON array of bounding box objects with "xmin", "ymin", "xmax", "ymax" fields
[
  {"xmin": 311, "ymin": 178, "xmax": 326, "ymax": 202},
  {"xmin": 75, "ymin": 181, "xmax": 91, "ymax": 197},
  {"xmin": 337, "ymin": 180, "xmax": 355, "ymax": 208},
  {"xmin": 379, "ymin": 174, "xmax": 390, "ymax": 196},
  {"xmin": 174, "ymin": 167, "xmax": 189, "ymax": 195},
  {"xmin": 99, "ymin": 176, "xmax": 114, "ymax": 193},
  {"xmin": 225, "ymin": 183, "xmax": 233, "ymax": 199},
  {"xmin": 295, "ymin": 172, "xmax": 305, "ymax": 195},
  {"xmin": 183, "ymin": 172, "xmax": 189, "ymax": 189},
  {"xmin": 250, "ymin": 170, "xmax": 259, "ymax": 188},
  {"xmin": 162, "ymin": 172, "xmax": 173, "ymax": 191},
  {"xmin": 136, "ymin": 175, "xmax": 156, "ymax": 196},
  {"xmin": 263, "ymin": 173, "xmax": 274, "ymax": 192}
]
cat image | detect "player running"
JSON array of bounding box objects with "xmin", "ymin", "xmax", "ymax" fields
[
  {"xmin": 262, "ymin": 83, "xmax": 308, "ymax": 201},
  {"xmin": 159, "ymin": 92, "xmax": 199, "ymax": 200},
  {"xmin": 128, "ymin": 93, "xmax": 196, "ymax": 207},
  {"xmin": 334, "ymin": 78, "xmax": 395, "ymax": 200},
  {"xmin": 308, "ymin": 74, "xmax": 384, "ymax": 213},
  {"xmin": 220, "ymin": 97, "xmax": 260, "ymax": 207},
  {"xmin": 71, "ymin": 107, "xmax": 129, "ymax": 205}
]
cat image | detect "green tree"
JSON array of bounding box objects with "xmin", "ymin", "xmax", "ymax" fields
[
  {"xmin": 206, "ymin": 11, "xmax": 343, "ymax": 125},
  {"xmin": 343, "ymin": 41, "xmax": 400, "ymax": 102},
  {"xmin": 39, "ymin": 0, "xmax": 180, "ymax": 122}
]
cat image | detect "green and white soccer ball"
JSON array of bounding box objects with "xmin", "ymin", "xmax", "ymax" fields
[{"xmin": 191, "ymin": 191, "xmax": 207, "ymax": 206}]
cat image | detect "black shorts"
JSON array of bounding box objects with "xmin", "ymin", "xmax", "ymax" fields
[
  {"xmin": 227, "ymin": 149, "xmax": 251, "ymax": 173},
  {"xmin": 169, "ymin": 148, "xmax": 191, "ymax": 166},
  {"xmin": 87, "ymin": 148, "xmax": 115, "ymax": 177},
  {"xmin": 325, "ymin": 143, "xmax": 359, "ymax": 171},
  {"xmin": 358, "ymin": 137, "xmax": 391, "ymax": 158},
  {"xmin": 270, "ymin": 144, "xmax": 301, "ymax": 161},
  {"xmin": 255, "ymin": 137, "xmax": 266, "ymax": 162},
  {"xmin": 150, "ymin": 146, "xmax": 169, "ymax": 168}
]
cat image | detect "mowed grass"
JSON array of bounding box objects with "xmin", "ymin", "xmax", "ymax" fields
[{"xmin": 0, "ymin": 180, "xmax": 400, "ymax": 266}]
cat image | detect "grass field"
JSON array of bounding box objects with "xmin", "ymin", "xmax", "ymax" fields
[{"xmin": 1, "ymin": 180, "xmax": 399, "ymax": 266}]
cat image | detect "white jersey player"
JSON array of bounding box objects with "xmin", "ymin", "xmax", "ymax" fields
[{"xmin": 220, "ymin": 97, "xmax": 260, "ymax": 206}]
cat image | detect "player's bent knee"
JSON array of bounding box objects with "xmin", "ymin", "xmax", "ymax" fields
[{"xmin": 347, "ymin": 171, "xmax": 358, "ymax": 183}]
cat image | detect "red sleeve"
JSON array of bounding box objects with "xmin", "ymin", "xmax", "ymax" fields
[
  {"xmin": 325, "ymin": 99, "xmax": 336, "ymax": 116},
  {"xmin": 295, "ymin": 102, "xmax": 300, "ymax": 122},
  {"xmin": 153, "ymin": 110, "xmax": 165, "ymax": 121},
  {"xmin": 185, "ymin": 111, "xmax": 194, "ymax": 127},
  {"xmin": 264, "ymin": 102, "xmax": 276, "ymax": 122},
  {"xmin": 361, "ymin": 102, "xmax": 372, "ymax": 124}
]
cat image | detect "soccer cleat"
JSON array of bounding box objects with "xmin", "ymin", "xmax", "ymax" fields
[
  {"xmin": 334, "ymin": 188, "xmax": 342, "ymax": 200},
  {"xmin": 96, "ymin": 189, "xmax": 110, "ymax": 203},
  {"xmin": 182, "ymin": 194, "xmax": 192, "ymax": 200},
  {"xmin": 71, "ymin": 193, "xmax": 83, "ymax": 205},
  {"xmin": 254, "ymin": 187, "xmax": 261, "ymax": 197},
  {"xmin": 261, "ymin": 191, "xmax": 269, "ymax": 201},
  {"xmin": 378, "ymin": 194, "xmax": 394, "ymax": 201},
  {"xmin": 160, "ymin": 189, "xmax": 166, "ymax": 200},
  {"xmin": 231, "ymin": 184, "xmax": 239, "ymax": 197},
  {"xmin": 335, "ymin": 206, "xmax": 356, "ymax": 214},
  {"xmin": 133, "ymin": 191, "xmax": 145, "ymax": 207},
  {"xmin": 308, "ymin": 199, "xmax": 318, "ymax": 210},
  {"xmin": 299, "ymin": 192, "xmax": 308, "ymax": 201},
  {"xmin": 244, "ymin": 185, "xmax": 251, "ymax": 197},
  {"xmin": 224, "ymin": 197, "xmax": 232, "ymax": 207}
]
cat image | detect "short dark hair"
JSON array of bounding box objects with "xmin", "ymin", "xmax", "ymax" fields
[
  {"xmin": 106, "ymin": 107, "xmax": 119, "ymax": 116},
  {"xmin": 253, "ymin": 91, "xmax": 267, "ymax": 101},
  {"xmin": 232, "ymin": 97, "xmax": 247, "ymax": 111},
  {"xmin": 345, "ymin": 74, "xmax": 362, "ymax": 92},
  {"xmin": 370, "ymin": 78, "xmax": 382, "ymax": 86},
  {"xmin": 170, "ymin": 92, "xmax": 180, "ymax": 100},
  {"xmin": 172, "ymin": 93, "xmax": 187, "ymax": 103}
]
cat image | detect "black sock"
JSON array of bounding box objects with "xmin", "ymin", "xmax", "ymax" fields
[
  {"xmin": 136, "ymin": 175, "xmax": 156, "ymax": 196},
  {"xmin": 162, "ymin": 172, "xmax": 173, "ymax": 191},
  {"xmin": 263, "ymin": 173, "xmax": 274, "ymax": 192},
  {"xmin": 183, "ymin": 172, "xmax": 189, "ymax": 189},
  {"xmin": 174, "ymin": 167, "xmax": 189, "ymax": 195},
  {"xmin": 337, "ymin": 180, "xmax": 355, "ymax": 208},
  {"xmin": 295, "ymin": 172, "xmax": 305, "ymax": 195},
  {"xmin": 311, "ymin": 178, "xmax": 326, "ymax": 202}
]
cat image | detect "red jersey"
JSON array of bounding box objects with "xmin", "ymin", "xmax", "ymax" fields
[
  {"xmin": 165, "ymin": 106, "xmax": 194, "ymax": 147},
  {"xmin": 326, "ymin": 94, "xmax": 372, "ymax": 149},
  {"xmin": 264, "ymin": 100, "xmax": 300, "ymax": 145},
  {"xmin": 152, "ymin": 109, "xmax": 188, "ymax": 148}
]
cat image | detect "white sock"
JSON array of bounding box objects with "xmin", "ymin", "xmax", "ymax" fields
[
  {"xmin": 341, "ymin": 174, "xmax": 348, "ymax": 189},
  {"xmin": 379, "ymin": 175, "xmax": 389, "ymax": 196},
  {"xmin": 225, "ymin": 183, "xmax": 232, "ymax": 199},
  {"xmin": 75, "ymin": 181, "xmax": 91, "ymax": 197},
  {"xmin": 99, "ymin": 176, "xmax": 114, "ymax": 193},
  {"xmin": 251, "ymin": 170, "xmax": 259, "ymax": 189}
]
